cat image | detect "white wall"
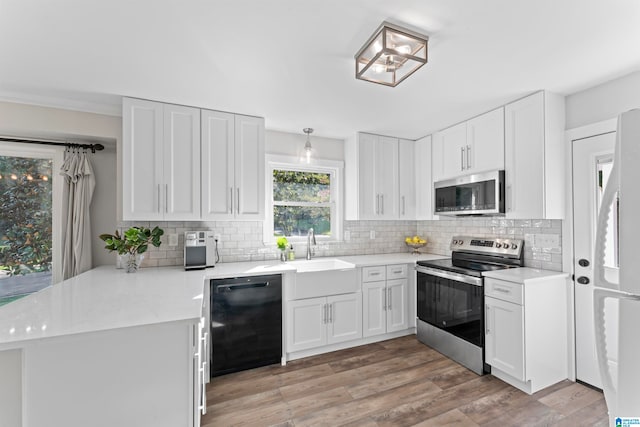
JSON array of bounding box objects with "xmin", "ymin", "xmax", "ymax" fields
[
  {"xmin": 0, "ymin": 101, "xmax": 120, "ymax": 268},
  {"xmin": 265, "ymin": 129, "xmax": 344, "ymax": 160},
  {"xmin": 565, "ymin": 71, "xmax": 640, "ymax": 129}
]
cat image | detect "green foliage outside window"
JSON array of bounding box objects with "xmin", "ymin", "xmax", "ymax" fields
[
  {"xmin": 273, "ymin": 170, "xmax": 331, "ymax": 237},
  {"xmin": 0, "ymin": 156, "xmax": 53, "ymax": 276}
]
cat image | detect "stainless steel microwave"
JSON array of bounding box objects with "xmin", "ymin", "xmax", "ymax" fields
[{"xmin": 434, "ymin": 170, "xmax": 505, "ymax": 216}]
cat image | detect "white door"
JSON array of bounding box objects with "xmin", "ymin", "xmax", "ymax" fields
[
  {"xmin": 485, "ymin": 296, "xmax": 525, "ymax": 381},
  {"xmin": 163, "ymin": 104, "xmax": 201, "ymax": 220},
  {"xmin": 376, "ymin": 136, "xmax": 399, "ymax": 219},
  {"xmin": 434, "ymin": 122, "xmax": 467, "ymax": 180},
  {"xmin": 573, "ymin": 131, "xmax": 617, "ymax": 388},
  {"xmin": 398, "ymin": 139, "xmax": 416, "ymax": 219},
  {"xmin": 362, "ymin": 282, "xmax": 386, "ymax": 337},
  {"xmin": 327, "ymin": 293, "xmax": 362, "ymax": 344},
  {"xmin": 466, "ymin": 107, "xmax": 504, "ymax": 174},
  {"xmin": 201, "ymin": 109, "xmax": 235, "ymax": 220},
  {"xmin": 286, "ymin": 297, "xmax": 327, "ymax": 352},
  {"xmin": 386, "ymin": 279, "xmax": 408, "ymax": 332},
  {"xmin": 358, "ymin": 133, "xmax": 378, "ymax": 220},
  {"xmin": 122, "ymin": 98, "xmax": 164, "ymax": 220},
  {"xmin": 234, "ymin": 115, "xmax": 265, "ymax": 219}
]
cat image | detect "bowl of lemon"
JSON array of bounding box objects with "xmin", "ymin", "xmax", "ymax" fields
[{"xmin": 405, "ymin": 236, "xmax": 427, "ymax": 254}]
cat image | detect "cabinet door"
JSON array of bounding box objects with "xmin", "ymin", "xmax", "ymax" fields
[
  {"xmin": 398, "ymin": 139, "xmax": 416, "ymax": 219},
  {"xmin": 485, "ymin": 296, "xmax": 525, "ymax": 381},
  {"xmin": 357, "ymin": 133, "xmax": 378, "ymax": 220},
  {"xmin": 163, "ymin": 104, "xmax": 201, "ymax": 220},
  {"xmin": 235, "ymin": 115, "xmax": 265, "ymax": 219},
  {"xmin": 201, "ymin": 110, "xmax": 235, "ymax": 220},
  {"xmin": 327, "ymin": 293, "xmax": 362, "ymax": 345},
  {"xmin": 376, "ymin": 136, "xmax": 399, "ymax": 219},
  {"xmin": 386, "ymin": 279, "xmax": 408, "ymax": 332},
  {"xmin": 122, "ymin": 98, "xmax": 164, "ymax": 220},
  {"xmin": 505, "ymin": 92, "xmax": 545, "ymax": 219},
  {"xmin": 466, "ymin": 108, "xmax": 504, "ymax": 173},
  {"xmin": 414, "ymin": 135, "xmax": 433, "ymax": 220},
  {"xmin": 287, "ymin": 297, "xmax": 327, "ymax": 352},
  {"xmin": 362, "ymin": 281, "xmax": 386, "ymax": 337},
  {"xmin": 437, "ymin": 122, "xmax": 467, "ymax": 180}
]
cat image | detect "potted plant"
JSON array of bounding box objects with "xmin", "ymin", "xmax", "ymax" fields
[
  {"xmin": 99, "ymin": 226, "xmax": 164, "ymax": 272},
  {"xmin": 276, "ymin": 236, "xmax": 288, "ymax": 262}
]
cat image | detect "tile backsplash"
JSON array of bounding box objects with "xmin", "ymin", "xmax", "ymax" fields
[{"xmin": 117, "ymin": 217, "xmax": 563, "ymax": 271}]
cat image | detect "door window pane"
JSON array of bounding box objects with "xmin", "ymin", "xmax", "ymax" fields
[{"xmin": 0, "ymin": 155, "xmax": 53, "ymax": 306}]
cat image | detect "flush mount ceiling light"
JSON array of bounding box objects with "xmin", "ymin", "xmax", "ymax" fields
[
  {"xmin": 355, "ymin": 21, "xmax": 428, "ymax": 87},
  {"xmin": 303, "ymin": 127, "xmax": 313, "ymax": 163}
]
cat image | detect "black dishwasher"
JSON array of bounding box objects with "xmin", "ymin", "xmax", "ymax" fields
[{"xmin": 210, "ymin": 274, "xmax": 282, "ymax": 376}]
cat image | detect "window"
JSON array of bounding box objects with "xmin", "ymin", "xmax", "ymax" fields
[
  {"xmin": 0, "ymin": 142, "xmax": 63, "ymax": 306},
  {"xmin": 265, "ymin": 156, "xmax": 342, "ymax": 242}
]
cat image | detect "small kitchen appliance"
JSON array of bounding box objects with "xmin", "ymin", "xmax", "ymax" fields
[
  {"xmin": 184, "ymin": 231, "xmax": 217, "ymax": 270},
  {"xmin": 416, "ymin": 235, "xmax": 523, "ymax": 374}
]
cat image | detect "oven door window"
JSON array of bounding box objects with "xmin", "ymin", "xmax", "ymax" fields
[{"xmin": 417, "ymin": 273, "xmax": 483, "ymax": 347}]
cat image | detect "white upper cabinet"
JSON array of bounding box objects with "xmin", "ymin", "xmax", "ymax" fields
[
  {"xmin": 505, "ymin": 91, "xmax": 565, "ymax": 219},
  {"xmin": 345, "ymin": 132, "xmax": 401, "ymax": 220},
  {"xmin": 123, "ymin": 98, "xmax": 200, "ymax": 221},
  {"xmin": 414, "ymin": 135, "xmax": 433, "ymax": 220},
  {"xmin": 201, "ymin": 111, "xmax": 265, "ymax": 221},
  {"xmin": 432, "ymin": 108, "xmax": 504, "ymax": 182},
  {"xmin": 398, "ymin": 139, "xmax": 416, "ymax": 219}
]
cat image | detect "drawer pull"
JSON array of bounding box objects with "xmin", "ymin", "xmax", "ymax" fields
[
  {"xmin": 392, "ymin": 270, "xmax": 402, "ymax": 274},
  {"xmin": 370, "ymin": 272, "xmax": 380, "ymax": 276},
  {"xmin": 494, "ymin": 287, "xmax": 511, "ymax": 294}
]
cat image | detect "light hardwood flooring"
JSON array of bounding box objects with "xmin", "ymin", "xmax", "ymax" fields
[{"xmin": 202, "ymin": 335, "xmax": 608, "ymax": 426}]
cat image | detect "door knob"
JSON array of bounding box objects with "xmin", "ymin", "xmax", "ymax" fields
[
  {"xmin": 578, "ymin": 259, "xmax": 590, "ymax": 267},
  {"xmin": 577, "ymin": 276, "xmax": 590, "ymax": 285}
]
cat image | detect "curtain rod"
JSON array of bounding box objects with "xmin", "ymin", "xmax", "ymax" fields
[{"xmin": 0, "ymin": 136, "xmax": 105, "ymax": 153}]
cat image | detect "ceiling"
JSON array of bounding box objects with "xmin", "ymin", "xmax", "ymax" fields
[{"xmin": 0, "ymin": 0, "xmax": 639, "ymax": 140}]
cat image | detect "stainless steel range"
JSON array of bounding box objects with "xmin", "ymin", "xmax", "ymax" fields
[{"xmin": 415, "ymin": 236, "xmax": 524, "ymax": 374}]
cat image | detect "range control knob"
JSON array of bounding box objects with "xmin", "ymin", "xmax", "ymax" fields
[
  {"xmin": 452, "ymin": 239, "xmax": 458, "ymax": 245},
  {"xmin": 458, "ymin": 240, "xmax": 464, "ymax": 245},
  {"xmin": 511, "ymin": 243, "xmax": 518, "ymax": 249},
  {"xmin": 496, "ymin": 243, "xmax": 502, "ymax": 248}
]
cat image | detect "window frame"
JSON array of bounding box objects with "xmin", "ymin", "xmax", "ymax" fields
[
  {"xmin": 0, "ymin": 142, "xmax": 64, "ymax": 284},
  {"xmin": 264, "ymin": 155, "xmax": 343, "ymax": 244}
]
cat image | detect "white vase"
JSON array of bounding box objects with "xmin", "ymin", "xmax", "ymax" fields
[{"xmin": 119, "ymin": 253, "xmax": 144, "ymax": 273}]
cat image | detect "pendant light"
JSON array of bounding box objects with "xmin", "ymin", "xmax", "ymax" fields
[{"xmin": 303, "ymin": 128, "xmax": 314, "ymax": 164}]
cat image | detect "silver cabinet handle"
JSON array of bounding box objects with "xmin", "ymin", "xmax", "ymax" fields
[
  {"xmin": 236, "ymin": 188, "xmax": 240, "ymax": 214},
  {"xmin": 494, "ymin": 287, "xmax": 511, "ymax": 294},
  {"xmin": 461, "ymin": 147, "xmax": 465, "ymax": 171},
  {"xmin": 165, "ymin": 184, "xmax": 168, "ymax": 213},
  {"xmin": 466, "ymin": 145, "xmax": 471, "ymax": 169},
  {"xmin": 381, "ymin": 194, "xmax": 384, "ymax": 215},
  {"xmin": 392, "ymin": 269, "xmax": 402, "ymax": 274},
  {"xmin": 382, "ymin": 289, "xmax": 387, "ymax": 311},
  {"xmin": 229, "ymin": 187, "xmax": 233, "ymax": 214},
  {"xmin": 322, "ymin": 303, "xmax": 326, "ymax": 324},
  {"xmin": 388, "ymin": 288, "xmax": 392, "ymax": 310},
  {"xmin": 329, "ymin": 303, "xmax": 333, "ymax": 323},
  {"xmin": 486, "ymin": 305, "xmax": 490, "ymax": 334}
]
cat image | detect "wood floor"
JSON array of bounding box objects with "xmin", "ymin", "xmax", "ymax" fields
[{"xmin": 202, "ymin": 336, "xmax": 608, "ymax": 427}]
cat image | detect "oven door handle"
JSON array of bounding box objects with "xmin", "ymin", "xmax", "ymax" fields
[{"xmin": 415, "ymin": 266, "xmax": 482, "ymax": 287}]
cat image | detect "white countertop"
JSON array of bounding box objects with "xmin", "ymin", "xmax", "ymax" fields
[
  {"xmin": 483, "ymin": 267, "xmax": 569, "ymax": 283},
  {"xmin": 0, "ymin": 252, "xmax": 446, "ymax": 347}
]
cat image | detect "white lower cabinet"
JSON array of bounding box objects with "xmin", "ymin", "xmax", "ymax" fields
[
  {"xmin": 287, "ymin": 293, "xmax": 362, "ymax": 353},
  {"xmin": 362, "ymin": 265, "xmax": 408, "ymax": 338},
  {"xmin": 483, "ymin": 270, "xmax": 569, "ymax": 394}
]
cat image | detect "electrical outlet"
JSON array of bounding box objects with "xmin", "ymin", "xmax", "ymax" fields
[
  {"xmin": 168, "ymin": 233, "xmax": 178, "ymax": 246},
  {"xmin": 214, "ymin": 233, "xmax": 221, "ymax": 242},
  {"xmin": 344, "ymin": 231, "xmax": 350, "ymax": 241},
  {"xmin": 370, "ymin": 230, "xmax": 376, "ymax": 239}
]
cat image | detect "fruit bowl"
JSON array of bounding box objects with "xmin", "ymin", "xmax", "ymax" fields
[{"xmin": 405, "ymin": 242, "xmax": 427, "ymax": 254}]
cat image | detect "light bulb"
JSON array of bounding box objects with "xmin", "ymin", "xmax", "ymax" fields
[
  {"xmin": 10, "ymin": 174, "xmax": 17, "ymax": 180},
  {"xmin": 396, "ymin": 45, "xmax": 410, "ymax": 54},
  {"xmin": 306, "ymin": 149, "xmax": 311, "ymax": 164},
  {"xmin": 373, "ymin": 64, "xmax": 385, "ymax": 73},
  {"xmin": 26, "ymin": 174, "xmax": 33, "ymax": 181},
  {"xmin": 42, "ymin": 175, "xmax": 48, "ymax": 181},
  {"xmin": 373, "ymin": 40, "xmax": 382, "ymax": 53}
]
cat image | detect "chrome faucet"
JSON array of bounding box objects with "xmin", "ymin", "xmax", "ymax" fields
[{"xmin": 306, "ymin": 228, "xmax": 316, "ymax": 260}]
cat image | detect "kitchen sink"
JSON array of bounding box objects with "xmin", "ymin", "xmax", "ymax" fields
[{"xmin": 291, "ymin": 258, "xmax": 358, "ymax": 299}]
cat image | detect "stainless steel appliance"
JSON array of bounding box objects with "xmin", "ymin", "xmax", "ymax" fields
[
  {"xmin": 434, "ymin": 170, "xmax": 505, "ymax": 216},
  {"xmin": 416, "ymin": 236, "xmax": 523, "ymax": 374},
  {"xmin": 210, "ymin": 274, "xmax": 282, "ymax": 376},
  {"xmin": 184, "ymin": 231, "xmax": 217, "ymax": 270}
]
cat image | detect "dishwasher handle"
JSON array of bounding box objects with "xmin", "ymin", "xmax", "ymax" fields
[{"xmin": 215, "ymin": 282, "xmax": 270, "ymax": 292}]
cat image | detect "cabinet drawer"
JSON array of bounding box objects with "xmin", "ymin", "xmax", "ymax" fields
[
  {"xmin": 485, "ymin": 278, "xmax": 523, "ymax": 305},
  {"xmin": 362, "ymin": 266, "xmax": 386, "ymax": 282},
  {"xmin": 386, "ymin": 264, "xmax": 408, "ymax": 279}
]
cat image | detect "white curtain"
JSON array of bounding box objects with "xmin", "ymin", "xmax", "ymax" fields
[{"xmin": 60, "ymin": 148, "xmax": 96, "ymax": 279}]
